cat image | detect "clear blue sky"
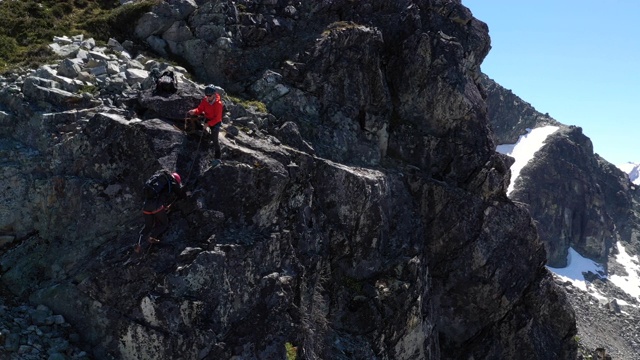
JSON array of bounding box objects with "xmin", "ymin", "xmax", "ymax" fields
[{"xmin": 463, "ymin": 0, "xmax": 640, "ymax": 165}]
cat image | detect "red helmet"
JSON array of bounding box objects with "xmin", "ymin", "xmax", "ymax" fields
[{"xmin": 172, "ymin": 172, "xmax": 182, "ymax": 185}]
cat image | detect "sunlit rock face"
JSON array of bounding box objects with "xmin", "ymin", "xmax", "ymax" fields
[{"xmin": 0, "ymin": 1, "xmax": 577, "ymax": 359}]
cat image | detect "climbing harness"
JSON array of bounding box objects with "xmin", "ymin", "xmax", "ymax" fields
[{"xmin": 142, "ymin": 205, "xmax": 165, "ymax": 215}]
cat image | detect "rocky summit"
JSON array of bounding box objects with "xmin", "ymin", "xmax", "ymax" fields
[
  {"xmin": 0, "ymin": 1, "xmax": 579, "ymax": 359},
  {"xmin": 484, "ymin": 71, "xmax": 640, "ymax": 359},
  {"xmin": 484, "ymin": 73, "xmax": 640, "ymax": 269}
]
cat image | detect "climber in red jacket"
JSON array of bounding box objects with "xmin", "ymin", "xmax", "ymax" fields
[{"xmin": 188, "ymin": 84, "xmax": 224, "ymax": 167}]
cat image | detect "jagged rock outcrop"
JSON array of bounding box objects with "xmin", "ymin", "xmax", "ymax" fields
[
  {"xmin": 509, "ymin": 126, "xmax": 617, "ymax": 266},
  {"xmin": 512, "ymin": 126, "xmax": 640, "ymax": 267},
  {"xmin": 483, "ymin": 76, "xmax": 640, "ymax": 268},
  {"xmin": 0, "ymin": 1, "xmax": 578, "ymax": 359},
  {"xmin": 481, "ymin": 73, "xmax": 560, "ymax": 145}
]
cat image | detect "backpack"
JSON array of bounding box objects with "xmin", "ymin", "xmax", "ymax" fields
[
  {"xmin": 155, "ymin": 71, "xmax": 177, "ymax": 94},
  {"xmin": 221, "ymin": 99, "xmax": 228, "ymax": 119},
  {"xmin": 143, "ymin": 170, "xmax": 175, "ymax": 199}
]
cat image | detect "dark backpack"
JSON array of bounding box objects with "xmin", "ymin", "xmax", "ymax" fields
[
  {"xmin": 221, "ymin": 99, "xmax": 228, "ymax": 119},
  {"xmin": 155, "ymin": 71, "xmax": 177, "ymax": 94},
  {"xmin": 143, "ymin": 170, "xmax": 175, "ymax": 199}
]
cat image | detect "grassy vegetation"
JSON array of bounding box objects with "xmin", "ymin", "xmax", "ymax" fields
[
  {"xmin": 322, "ymin": 21, "xmax": 362, "ymax": 36},
  {"xmin": 228, "ymin": 95, "xmax": 268, "ymax": 113},
  {"xmin": 77, "ymin": 83, "xmax": 98, "ymax": 95},
  {"xmin": 0, "ymin": 0, "xmax": 159, "ymax": 72},
  {"xmin": 285, "ymin": 342, "xmax": 297, "ymax": 360}
]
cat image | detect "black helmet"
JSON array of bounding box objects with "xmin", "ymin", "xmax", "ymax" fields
[{"xmin": 204, "ymin": 85, "xmax": 216, "ymax": 96}]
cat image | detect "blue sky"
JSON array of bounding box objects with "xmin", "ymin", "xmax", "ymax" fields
[{"xmin": 463, "ymin": 0, "xmax": 640, "ymax": 165}]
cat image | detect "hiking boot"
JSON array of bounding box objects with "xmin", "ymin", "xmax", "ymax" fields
[
  {"xmin": 147, "ymin": 237, "xmax": 160, "ymax": 244},
  {"xmin": 211, "ymin": 159, "xmax": 222, "ymax": 168}
]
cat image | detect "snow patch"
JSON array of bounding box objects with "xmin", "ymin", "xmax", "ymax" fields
[
  {"xmin": 547, "ymin": 247, "xmax": 607, "ymax": 301},
  {"xmin": 616, "ymin": 162, "xmax": 640, "ymax": 185},
  {"xmin": 548, "ymin": 243, "xmax": 640, "ymax": 306},
  {"xmin": 609, "ymin": 242, "xmax": 640, "ymax": 299},
  {"xmin": 496, "ymin": 125, "xmax": 559, "ymax": 195}
]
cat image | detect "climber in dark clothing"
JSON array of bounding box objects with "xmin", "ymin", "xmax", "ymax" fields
[{"xmin": 139, "ymin": 170, "xmax": 186, "ymax": 246}]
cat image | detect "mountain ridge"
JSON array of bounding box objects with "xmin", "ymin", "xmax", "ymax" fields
[
  {"xmin": 484, "ymin": 72, "xmax": 640, "ymax": 359},
  {"xmin": 0, "ymin": 1, "xmax": 587, "ymax": 359}
]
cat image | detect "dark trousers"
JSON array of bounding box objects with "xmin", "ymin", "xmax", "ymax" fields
[
  {"xmin": 141, "ymin": 208, "xmax": 168, "ymax": 241},
  {"xmin": 209, "ymin": 123, "xmax": 221, "ymax": 159}
]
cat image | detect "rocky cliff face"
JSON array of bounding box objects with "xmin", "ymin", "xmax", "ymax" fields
[
  {"xmin": 483, "ymin": 75, "xmax": 640, "ymax": 268},
  {"xmin": 484, "ymin": 72, "xmax": 640, "ymax": 359},
  {"xmin": 481, "ymin": 73, "xmax": 560, "ymax": 145},
  {"xmin": 0, "ymin": 1, "xmax": 577, "ymax": 359},
  {"xmin": 509, "ymin": 126, "xmax": 640, "ymax": 267}
]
